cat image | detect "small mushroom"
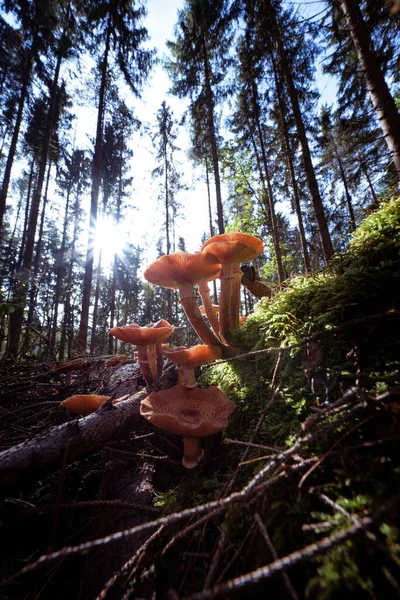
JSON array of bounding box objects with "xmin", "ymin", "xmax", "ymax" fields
[
  {"xmin": 162, "ymin": 344, "xmax": 222, "ymax": 387},
  {"xmin": 140, "ymin": 384, "xmax": 235, "ymax": 468},
  {"xmin": 60, "ymin": 394, "xmax": 111, "ymax": 416},
  {"xmin": 109, "ymin": 322, "xmax": 175, "ymax": 385},
  {"xmin": 52, "ymin": 358, "xmax": 85, "ymax": 374},
  {"xmin": 106, "ymin": 355, "xmax": 129, "ymax": 367}
]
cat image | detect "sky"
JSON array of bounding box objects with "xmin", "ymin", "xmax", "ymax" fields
[{"xmin": 77, "ymin": 0, "xmax": 214, "ymax": 268}]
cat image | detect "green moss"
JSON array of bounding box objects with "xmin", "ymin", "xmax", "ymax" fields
[{"xmin": 157, "ymin": 199, "xmax": 400, "ymax": 598}]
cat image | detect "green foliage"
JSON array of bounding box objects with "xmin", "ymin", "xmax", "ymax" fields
[{"xmin": 194, "ymin": 198, "xmax": 400, "ymax": 597}]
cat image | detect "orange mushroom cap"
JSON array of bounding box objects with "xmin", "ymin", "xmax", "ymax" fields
[
  {"xmin": 162, "ymin": 345, "xmax": 222, "ymax": 368},
  {"xmin": 202, "ymin": 232, "xmax": 264, "ymax": 257},
  {"xmin": 143, "ymin": 251, "xmax": 221, "ymax": 290},
  {"xmin": 202, "ymin": 240, "xmax": 261, "ymax": 265},
  {"xmin": 60, "ymin": 394, "xmax": 110, "ymax": 416},
  {"xmin": 140, "ymin": 385, "xmax": 235, "ymax": 439},
  {"xmin": 109, "ymin": 322, "xmax": 175, "ymax": 345}
]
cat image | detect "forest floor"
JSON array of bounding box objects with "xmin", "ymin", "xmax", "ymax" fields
[{"xmin": 0, "ymin": 198, "xmax": 400, "ymax": 600}]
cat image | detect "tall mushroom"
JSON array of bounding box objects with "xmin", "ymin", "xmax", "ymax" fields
[
  {"xmin": 109, "ymin": 322, "xmax": 175, "ymax": 385},
  {"xmin": 162, "ymin": 344, "xmax": 222, "ymax": 388},
  {"xmin": 143, "ymin": 252, "xmax": 232, "ymax": 356},
  {"xmin": 201, "ymin": 233, "xmax": 264, "ymax": 342},
  {"xmin": 140, "ymin": 384, "xmax": 235, "ymax": 468}
]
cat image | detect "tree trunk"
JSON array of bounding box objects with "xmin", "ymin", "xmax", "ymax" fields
[
  {"xmin": 271, "ymin": 56, "xmax": 311, "ymax": 273},
  {"xmin": 0, "ymin": 45, "xmax": 34, "ymax": 234},
  {"xmin": 205, "ymin": 160, "xmax": 218, "ymax": 304},
  {"xmin": 271, "ymin": 11, "xmax": 334, "ymax": 262},
  {"xmin": 22, "ymin": 163, "xmax": 52, "ymax": 355},
  {"xmin": 50, "ymin": 182, "xmax": 73, "ymax": 352},
  {"xmin": 77, "ymin": 22, "xmax": 111, "ymax": 352},
  {"xmin": 16, "ymin": 161, "xmax": 36, "ymax": 271},
  {"xmin": 5, "ymin": 51, "xmax": 62, "ymax": 360},
  {"xmin": 90, "ymin": 249, "xmax": 103, "ymax": 355},
  {"xmin": 362, "ymin": 164, "xmax": 378, "ymax": 205},
  {"xmin": 340, "ymin": 0, "xmax": 400, "ymax": 179},
  {"xmin": 202, "ymin": 36, "xmax": 224, "ymax": 234},
  {"xmin": 59, "ymin": 181, "xmax": 82, "ymax": 361},
  {"xmin": 335, "ymin": 147, "xmax": 356, "ymax": 229},
  {"xmin": 250, "ymin": 81, "xmax": 286, "ymax": 283}
]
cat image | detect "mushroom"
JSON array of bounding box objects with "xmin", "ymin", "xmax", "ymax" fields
[
  {"xmin": 109, "ymin": 322, "xmax": 175, "ymax": 385},
  {"xmin": 52, "ymin": 358, "xmax": 85, "ymax": 374},
  {"xmin": 143, "ymin": 252, "xmax": 230, "ymax": 354},
  {"xmin": 146, "ymin": 319, "xmax": 175, "ymax": 378},
  {"xmin": 106, "ymin": 355, "xmax": 129, "ymax": 367},
  {"xmin": 162, "ymin": 344, "xmax": 222, "ymax": 387},
  {"xmin": 60, "ymin": 394, "xmax": 111, "ymax": 416},
  {"xmin": 201, "ymin": 233, "xmax": 264, "ymax": 341},
  {"xmin": 140, "ymin": 384, "xmax": 235, "ymax": 468}
]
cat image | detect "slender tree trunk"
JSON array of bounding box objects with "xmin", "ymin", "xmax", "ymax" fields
[
  {"xmin": 77, "ymin": 22, "xmax": 111, "ymax": 352},
  {"xmin": 164, "ymin": 149, "xmax": 173, "ymax": 322},
  {"xmin": 250, "ymin": 81, "xmax": 286, "ymax": 283},
  {"xmin": 271, "ymin": 56, "xmax": 311, "ymax": 273},
  {"xmin": 50, "ymin": 183, "xmax": 72, "ymax": 352},
  {"xmin": 59, "ymin": 185, "xmax": 81, "ymax": 361},
  {"xmin": 270, "ymin": 11, "xmax": 334, "ymax": 262},
  {"xmin": 202, "ymin": 36, "xmax": 224, "ymax": 234},
  {"xmin": 22, "ymin": 163, "xmax": 52, "ymax": 355},
  {"xmin": 334, "ymin": 146, "xmax": 356, "ymax": 229},
  {"xmin": 15, "ymin": 160, "xmax": 35, "ymax": 272},
  {"xmin": 0, "ymin": 46, "xmax": 34, "ymax": 234},
  {"xmin": 340, "ymin": 0, "xmax": 400, "ymax": 179},
  {"xmin": 90, "ymin": 249, "xmax": 103, "ymax": 355},
  {"xmin": 205, "ymin": 160, "xmax": 218, "ymax": 304},
  {"xmin": 5, "ymin": 51, "xmax": 62, "ymax": 360},
  {"xmin": 361, "ymin": 164, "xmax": 378, "ymax": 204}
]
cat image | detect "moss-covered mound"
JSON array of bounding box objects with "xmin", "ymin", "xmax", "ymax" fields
[{"xmin": 154, "ymin": 198, "xmax": 400, "ymax": 599}]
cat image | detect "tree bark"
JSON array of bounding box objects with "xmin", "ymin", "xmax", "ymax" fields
[
  {"xmin": 22, "ymin": 162, "xmax": 52, "ymax": 355},
  {"xmin": 77, "ymin": 22, "xmax": 111, "ymax": 352},
  {"xmin": 0, "ymin": 45, "xmax": 34, "ymax": 234},
  {"xmin": 50, "ymin": 182, "xmax": 72, "ymax": 353},
  {"xmin": 340, "ymin": 0, "xmax": 400, "ymax": 179},
  {"xmin": 250, "ymin": 81, "xmax": 286, "ymax": 283},
  {"xmin": 271, "ymin": 56, "xmax": 311, "ymax": 273},
  {"xmin": 5, "ymin": 51, "xmax": 62, "ymax": 360},
  {"xmin": 202, "ymin": 36, "xmax": 224, "ymax": 234},
  {"xmin": 271, "ymin": 11, "xmax": 334, "ymax": 262}
]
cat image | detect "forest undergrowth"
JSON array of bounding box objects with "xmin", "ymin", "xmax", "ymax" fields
[{"xmin": 0, "ymin": 198, "xmax": 400, "ymax": 599}]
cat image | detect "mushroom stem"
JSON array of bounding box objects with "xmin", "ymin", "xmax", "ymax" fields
[
  {"xmin": 147, "ymin": 343, "xmax": 158, "ymax": 382},
  {"xmin": 156, "ymin": 342, "xmax": 164, "ymax": 378},
  {"xmin": 198, "ymin": 280, "xmax": 220, "ymax": 338},
  {"xmin": 177, "ymin": 366, "xmax": 197, "ymax": 388},
  {"xmin": 137, "ymin": 345, "xmax": 155, "ymax": 386},
  {"xmin": 218, "ymin": 263, "xmax": 234, "ymax": 344},
  {"xmin": 182, "ymin": 437, "xmax": 204, "ymax": 469},
  {"xmin": 230, "ymin": 264, "xmax": 242, "ymax": 333},
  {"xmin": 178, "ymin": 284, "xmax": 227, "ymax": 352}
]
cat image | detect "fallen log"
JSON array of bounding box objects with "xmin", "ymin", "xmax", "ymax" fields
[{"xmin": 0, "ymin": 368, "xmax": 177, "ymax": 491}]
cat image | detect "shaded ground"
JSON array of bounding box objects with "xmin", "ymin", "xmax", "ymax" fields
[{"xmin": 0, "ymin": 199, "xmax": 400, "ymax": 599}]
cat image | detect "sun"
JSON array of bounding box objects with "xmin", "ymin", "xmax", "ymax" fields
[{"xmin": 94, "ymin": 216, "xmax": 129, "ymax": 267}]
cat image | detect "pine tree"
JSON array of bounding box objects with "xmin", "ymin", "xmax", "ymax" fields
[{"xmin": 166, "ymin": 0, "xmax": 237, "ymax": 234}]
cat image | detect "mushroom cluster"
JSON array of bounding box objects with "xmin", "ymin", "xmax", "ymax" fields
[{"xmin": 103, "ymin": 232, "xmax": 263, "ymax": 468}]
